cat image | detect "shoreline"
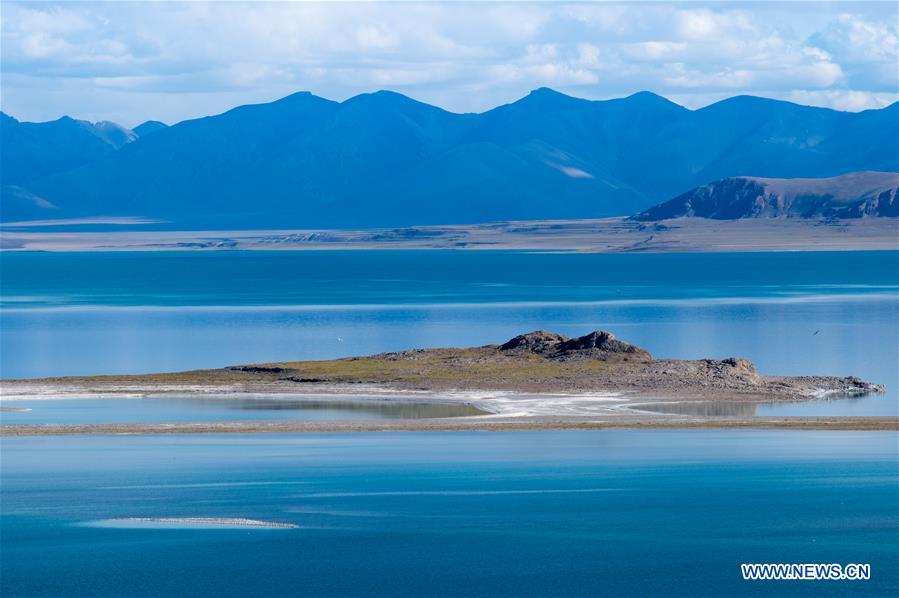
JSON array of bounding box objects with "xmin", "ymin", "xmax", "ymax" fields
[
  {"xmin": 2, "ymin": 387, "xmax": 896, "ymax": 435},
  {"xmin": 3, "ymin": 416, "xmax": 897, "ymax": 435},
  {"xmin": 2, "ymin": 217, "xmax": 897, "ymax": 253}
]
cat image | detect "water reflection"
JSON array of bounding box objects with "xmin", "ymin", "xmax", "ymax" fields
[
  {"xmin": 207, "ymin": 397, "xmax": 486, "ymax": 418},
  {"xmin": 632, "ymin": 401, "xmax": 760, "ymax": 417},
  {"xmin": 0, "ymin": 396, "xmax": 486, "ymax": 425},
  {"xmin": 631, "ymin": 392, "xmax": 896, "ymax": 417}
]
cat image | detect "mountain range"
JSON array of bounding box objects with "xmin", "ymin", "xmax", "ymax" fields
[{"xmin": 1, "ymin": 88, "xmax": 897, "ymax": 226}]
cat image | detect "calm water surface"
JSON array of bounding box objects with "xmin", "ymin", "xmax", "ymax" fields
[
  {"xmin": 2, "ymin": 251, "xmax": 898, "ymax": 597},
  {"xmin": 1, "ymin": 430, "xmax": 896, "ymax": 597},
  {"xmin": 633, "ymin": 394, "xmax": 898, "ymax": 417},
  {"xmin": 2, "ymin": 250, "xmax": 897, "ymax": 415},
  {"xmin": 0, "ymin": 396, "xmax": 485, "ymax": 424}
]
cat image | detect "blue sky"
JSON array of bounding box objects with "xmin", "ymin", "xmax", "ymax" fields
[{"xmin": 1, "ymin": 1, "xmax": 897, "ymax": 127}]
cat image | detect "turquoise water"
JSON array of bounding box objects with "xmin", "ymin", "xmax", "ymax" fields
[
  {"xmin": 2, "ymin": 251, "xmax": 897, "ymax": 415},
  {"xmin": 0, "ymin": 396, "xmax": 485, "ymax": 424},
  {"xmin": 2, "ymin": 250, "xmax": 898, "ymax": 596},
  {"xmin": 3, "ymin": 250, "xmax": 895, "ymax": 308},
  {"xmin": 2, "ymin": 431, "xmax": 897, "ymax": 597}
]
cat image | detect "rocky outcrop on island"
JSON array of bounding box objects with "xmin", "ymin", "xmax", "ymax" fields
[
  {"xmin": 500, "ymin": 330, "xmax": 652, "ymax": 361},
  {"xmin": 635, "ymin": 171, "xmax": 899, "ymax": 221}
]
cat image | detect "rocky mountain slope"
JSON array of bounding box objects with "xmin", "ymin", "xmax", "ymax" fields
[{"xmin": 635, "ymin": 171, "xmax": 899, "ymax": 220}]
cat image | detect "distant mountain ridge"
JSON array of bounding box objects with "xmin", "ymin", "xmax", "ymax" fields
[
  {"xmin": 1, "ymin": 113, "xmax": 130, "ymax": 187},
  {"xmin": 634, "ymin": 171, "xmax": 899, "ymax": 220},
  {"xmin": 2, "ymin": 89, "xmax": 897, "ymax": 225},
  {"xmin": 0, "ymin": 112, "xmax": 167, "ymax": 187}
]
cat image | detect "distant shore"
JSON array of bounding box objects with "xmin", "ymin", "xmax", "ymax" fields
[{"xmin": 2, "ymin": 216, "xmax": 897, "ymax": 253}]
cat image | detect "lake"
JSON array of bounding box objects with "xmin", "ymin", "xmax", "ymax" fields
[
  {"xmin": 1, "ymin": 250, "xmax": 898, "ymax": 597},
  {"xmin": 1, "ymin": 430, "xmax": 896, "ymax": 597},
  {"xmin": 2, "ymin": 250, "xmax": 897, "ymax": 414}
]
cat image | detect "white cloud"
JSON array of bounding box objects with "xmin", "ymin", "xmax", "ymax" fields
[
  {"xmin": 674, "ymin": 9, "xmax": 756, "ymax": 42},
  {"xmin": 574, "ymin": 44, "xmax": 602, "ymax": 68},
  {"xmin": 809, "ymin": 13, "xmax": 898, "ymax": 91},
  {"xmin": 784, "ymin": 89, "xmax": 896, "ymax": 112},
  {"xmin": 0, "ymin": 1, "xmax": 895, "ymax": 125},
  {"xmin": 815, "ymin": 13, "xmax": 897, "ymax": 63},
  {"xmin": 624, "ymin": 41, "xmax": 689, "ymax": 62}
]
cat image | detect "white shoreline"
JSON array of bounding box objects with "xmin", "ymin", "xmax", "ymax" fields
[{"xmin": 0, "ymin": 387, "xmax": 637, "ymax": 418}]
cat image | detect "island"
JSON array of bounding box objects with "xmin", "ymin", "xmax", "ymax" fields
[{"xmin": 2, "ymin": 330, "xmax": 893, "ymax": 434}]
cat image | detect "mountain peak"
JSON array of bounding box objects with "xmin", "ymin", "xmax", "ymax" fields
[
  {"xmin": 89, "ymin": 120, "xmax": 137, "ymax": 149},
  {"xmin": 341, "ymin": 90, "xmax": 454, "ymax": 117},
  {"xmin": 372, "ymin": 89, "xmax": 408, "ymax": 98},
  {"xmin": 279, "ymin": 90, "xmax": 315, "ymax": 101},
  {"xmin": 509, "ymin": 87, "xmax": 590, "ymax": 111},
  {"xmin": 133, "ymin": 120, "xmax": 168, "ymax": 137},
  {"xmin": 622, "ymin": 91, "xmax": 687, "ymax": 111},
  {"xmin": 528, "ymin": 86, "xmax": 568, "ymax": 98},
  {"xmin": 345, "ymin": 90, "xmax": 421, "ymax": 105},
  {"xmin": 268, "ymin": 90, "xmax": 335, "ymax": 108},
  {"xmin": 701, "ymin": 94, "xmax": 821, "ymax": 114}
]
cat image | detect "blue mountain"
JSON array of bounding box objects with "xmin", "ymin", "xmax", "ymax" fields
[
  {"xmin": 0, "ymin": 112, "xmax": 136, "ymax": 187},
  {"xmin": 132, "ymin": 120, "xmax": 168, "ymax": 137},
  {"xmin": 2, "ymin": 89, "xmax": 897, "ymax": 225}
]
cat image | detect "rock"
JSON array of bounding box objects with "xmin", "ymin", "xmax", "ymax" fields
[
  {"xmin": 500, "ymin": 330, "xmax": 652, "ymax": 361},
  {"xmin": 697, "ymin": 358, "xmax": 761, "ymax": 384},
  {"xmin": 500, "ymin": 330, "xmax": 569, "ymax": 354},
  {"xmin": 227, "ymin": 365, "xmax": 288, "ymax": 374},
  {"xmin": 721, "ymin": 357, "xmax": 758, "ymax": 377},
  {"xmin": 841, "ymin": 376, "xmax": 885, "ymax": 394},
  {"xmin": 634, "ymin": 172, "xmax": 899, "ymax": 221},
  {"xmin": 555, "ymin": 330, "xmax": 652, "ymax": 361}
]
